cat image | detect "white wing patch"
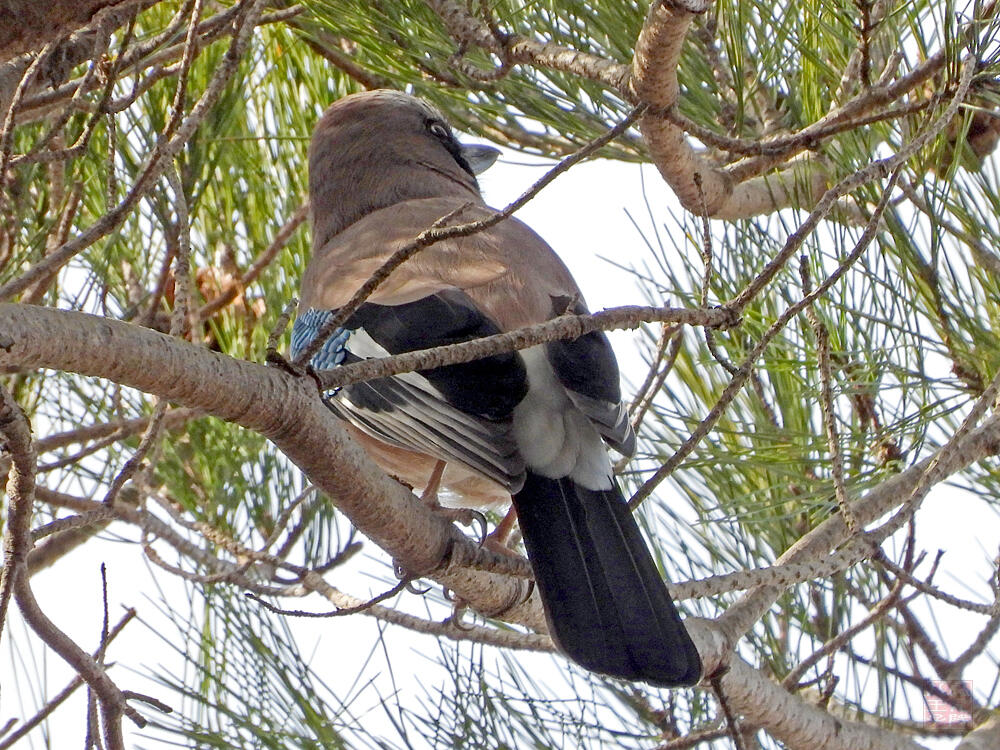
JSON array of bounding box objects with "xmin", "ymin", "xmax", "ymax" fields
[{"xmin": 330, "ymin": 327, "xmax": 525, "ymax": 491}]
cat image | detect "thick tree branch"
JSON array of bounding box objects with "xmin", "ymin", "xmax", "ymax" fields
[
  {"xmin": 721, "ymin": 657, "xmax": 925, "ymax": 750},
  {"xmin": 0, "ymin": 303, "xmax": 545, "ymax": 632},
  {"xmin": 2, "ymin": 300, "xmax": 996, "ymax": 750},
  {"xmin": 629, "ymin": 0, "xmax": 735, "ymax": 216},
  {"xmin": 0, "ymin": 1, "xmax": 150, "ymax": 63},
  {"xmin": 426, "ymin": 0, "xmax": 630, "ymax": 90},
  {"xmin": 718, "ymin": 412, "xmax": 1000, "ymax": 641},
  {"xmin": 627, "ymin": 0, "xmax": 826, "ymax": 217},
  {"xmin": 957, "ymin": 714, "xmax": 1000, "ymax": 750},
  {"xmin": 626, "ymin": 0, "xmax": 994, "ymax": 219}
]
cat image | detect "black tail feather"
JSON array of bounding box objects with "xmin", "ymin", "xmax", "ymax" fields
[{"xmin": 511, "ymin": 472, "xmax": 701, "ymax": 687}]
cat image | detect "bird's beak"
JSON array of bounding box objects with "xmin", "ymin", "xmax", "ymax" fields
[{"xmin": 460, "ymin": 143, "xmax": 501, "ymax": 175}]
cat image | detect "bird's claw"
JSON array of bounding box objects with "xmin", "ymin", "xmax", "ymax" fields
[
  {"xmin": 393, "ymin": 560, "xmax": 431, "ymax": 594},
  {"xmin": 429, "ymin": 506, "xmax": 489, "ymax": 544},
  {"xmin": 467, "ymin": 509, "xmax": 489, "ymax": 545},
  {"xmin": 444, "ymin": 594, "xmax": 473, "ymax": 630},
  {"xmin": 406, "ymin": 580, "xmax": 431, "ymax": 594}
]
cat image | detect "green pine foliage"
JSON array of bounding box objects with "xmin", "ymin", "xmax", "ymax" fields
[{"xmin": 3, "ymin": 0, "xmax": 1000, "ymax": 747}]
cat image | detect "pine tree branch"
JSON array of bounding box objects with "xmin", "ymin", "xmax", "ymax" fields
[
  {"xmin": 0, "ymin": 303, "xmax": 546, "ymax": 632},
  {"xmin": 720, "ymin": 656, "xmax": 926, "ymax": 750}
]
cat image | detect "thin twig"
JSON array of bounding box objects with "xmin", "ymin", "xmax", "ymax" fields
[
  {"xmin": 653, "ymin": 726, "xmax": 733, "ymax": 750},
  {"xmin": 31, "ymin": 509, "xmax": 116, "ymax": 543},
  {"xmin": 0, "ymin": 0, "xmax": 267, "ymax": 302},
  {"xmin": 0, "ymin": 384, "xmax": 36, "ymax": 647},
  {"xmin": 630, "ymin": 325, "xmax": 677, "ymax": 418},
  {"xmin": 9, "ymin": 15, "xmax": 119, "ymax": 170},
  {"xmin": 101, "ymin": 401, "xmax": 167, "ymax": 506},
  {"xmin": 426, "ymin": 0, "xmax": 629, "ymax": 89},
  {"xmin": 0, "ymin": 40, "xmax": 58, "ymax": 203},
  {"xmin": 164, "ymin": 165, "xmax": 192, "ymax": 338},
  {"xmin": 875, "ymin": 553, "xmax": 999, "ymax": 616},
  {"xmin": 0, "ymin": 609, "xmax": 136, "ymax": 750},
  {"xmin": 711, "ymin": 674, "xmax": 747, "ymax": 750},
  {"xmin": 246, "ymin": 577, "xmax": 412, "ymax": 618},
  {"xmin": 313, "ymin": 303, "xmax": 735, "ymax": 394},
  {"xmin": 164, "ymin": 0, "xmax": 205, "ymax": 140},
  {"xmin": 28, "ymin": 407, "xmax": 200, "ymax": 461},
  {"xmin": 801, "ymin": 257, "xmax": 858, "ymax": 533},
  {"xmin": 262, "ymin": 483, "xmax": 317, "ymax": 553},
  {"xmin": 622, "ymin": 325, "xmax": 683, "ymax": 462},
  {"xmin": 197, "ymin": 203, "xmax": 308, "ymax": 321},
  {"xmin": 866, "ymin": 354, "xmax": 1000, "ymax": 548},
  {"xmin": 0, "ymin": 387, "xmax": 143, "ymax": 748},
  {"xmin": 783, "ymin": 579, "xmax": 907, "ymax": 689}
]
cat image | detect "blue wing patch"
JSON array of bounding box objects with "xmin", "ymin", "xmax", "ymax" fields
[
  {"xmin": 289, "ymin": 299, "xmax": 527, "ymax": 491},
  {"xmin": 290, "ymin": 309, "xmax": 351, "ymax": 395}
]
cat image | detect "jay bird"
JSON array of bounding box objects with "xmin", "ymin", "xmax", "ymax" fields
[{"xmin": 291, "ymin": 90, "xmax": 701, "ymax": 687}]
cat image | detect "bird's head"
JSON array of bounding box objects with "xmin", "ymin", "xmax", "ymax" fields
[{"xmin": 309, "ymin": 90, "xmax": 500, "ymax": 247}]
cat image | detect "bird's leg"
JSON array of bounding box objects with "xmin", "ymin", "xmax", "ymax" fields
[
  {"xmin": 420, "ymin": 459, "xmax": 447, "ymax": 504},
  {"xmin": 420, "ymin": 460, "xmax": 488, "ymax": 539},
  {"xmin": 481, "ymin": 505, "xmax": 524, "ymax": 560},
  {"xmin": 487, "ymin": 505, "xmax": 518, "ymax": 546}
]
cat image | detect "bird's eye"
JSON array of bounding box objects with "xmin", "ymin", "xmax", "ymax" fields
[{"xmin": 428, "ymin": 121, "xmax": 450, "ymax": 140}]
